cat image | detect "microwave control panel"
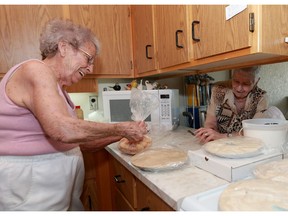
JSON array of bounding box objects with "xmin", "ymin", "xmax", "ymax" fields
[{"xmin": 159, "ymin": 94, "xmax": 171, "ymax": 121}]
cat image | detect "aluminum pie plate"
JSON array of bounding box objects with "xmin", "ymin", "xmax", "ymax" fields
[
  {"xmin": 204, "ymin": 136, "xmax": 264, "ymax": 159},
  {"xmin": 219, "ymin": 179, "xmax": 288, "ymax": 211},
  {"xmin": 130, "ymin": 147, "xmax": 188, "ymax": 171},
  {"xmin": 253, "ymin": 159, "xmax": 288, "ymax": 183}
]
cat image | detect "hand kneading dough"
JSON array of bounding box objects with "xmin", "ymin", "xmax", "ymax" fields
[
  {"xmin": 204, "ymin": 136, "xmax": 264, "ymax": 158},
  {"xmin": 118, "ymin": 135, "xmax": 152, "ymax": 155},
  {"xmin": 219, "ymin": 179, "xmax": 288, "ymax": 211}
]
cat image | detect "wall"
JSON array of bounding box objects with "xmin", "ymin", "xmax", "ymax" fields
[
  {"xmin": 69, "ymin": 92, "xmax": 98, "ymax": 120},
  {"xmin": 68, "ymin": 61, "xmax": 288, "ymax": 124},
  {"xmin": 68, "ymin": 72, "xmax": 229, "ymax": 125},
  {"xmin": 257, "ymin": 62, "xmax": 288, "ymax": 118}
]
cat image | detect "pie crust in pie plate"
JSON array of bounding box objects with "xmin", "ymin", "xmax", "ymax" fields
[
  {"xmin": 219, "ymin": 179, "xmax": 288, "ymax": 211},
  {"xmin": 204, "ymin": 136, "xmax": 264, "ymax": 158},
  {"xmin": 254, "ymin": 159, "xmax": 288, "ymax": 183},
  {"xmin": 130, "ymin": 147, "xmax": 188, "ymax": 171}
]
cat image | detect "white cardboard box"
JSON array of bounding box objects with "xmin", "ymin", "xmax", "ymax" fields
[{"xmin": 189, "ymin": 149, "xmax": 283, "ymax": 182}]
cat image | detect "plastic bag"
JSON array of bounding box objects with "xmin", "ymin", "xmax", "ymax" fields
[
  {"xmin": 130, "ymin": 88, "xmax": 159, "ymax": 121},
  {"xmin": 118, "ymin": 88, "xmax": 159, "ymax": 155}
]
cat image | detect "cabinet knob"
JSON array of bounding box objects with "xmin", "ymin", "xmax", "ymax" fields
[
  {"xmin": 285, "ymin": 37, "xmax": 288, "ymax": 43},
  {"xmin": 114, "ymin": 175, "xmax": 126, "ymax": 183}
]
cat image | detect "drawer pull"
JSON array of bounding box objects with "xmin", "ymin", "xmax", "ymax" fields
[
  {"xmin": 192, "ymin": 21, "xmax": 200, "ymax": 42},
  {"xmin": 141, "ymin": 207, "xmax": 150, "ymax": 211},
  {"xmin": 114, "ymin": 175, "xmax": 126, "ymax": 183},
  {"xmin": 175, "ymin": 30, "xmax": 184, "ymax": 48},
  {"xmin": 145, "ymin": 45, "xmax": 152, "ymax": 59}
]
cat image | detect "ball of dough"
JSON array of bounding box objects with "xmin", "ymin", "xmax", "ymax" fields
[{"xmin": 118, "ymin": 135, "xmax": 152, "ymax": 155}]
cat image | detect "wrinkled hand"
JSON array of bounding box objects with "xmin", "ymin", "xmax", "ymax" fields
[
  {"xmin": 194, "ymin": 127, "xmax": 226, "ymax": 144},
  {"xmin": 121, "ymin": 121, "xmax": 148, "ymax": 143}
]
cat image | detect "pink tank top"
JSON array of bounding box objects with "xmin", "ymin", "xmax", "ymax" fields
[{"xmin": 0, "ymin": 59, "xmax": 79, "ymax": 155}]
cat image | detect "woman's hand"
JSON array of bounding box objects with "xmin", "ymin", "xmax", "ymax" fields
[
  {"xmin": 119, "ymin": 121, "xmax": 148, "ymax": 143},
  {"xmin": 194, "ymin": 127, "xmax": 226, "ymax": 144}
]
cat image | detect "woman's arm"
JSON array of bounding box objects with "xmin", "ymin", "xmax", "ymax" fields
[{"xmin": 6, "ymin": 61, "xmax": 147, "ymax": 146}]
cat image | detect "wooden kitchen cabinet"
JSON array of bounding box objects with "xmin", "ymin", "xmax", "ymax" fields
[
  {"xmin": 81, "ymin": 179, "xmax": 99, "ymax": 210},
  {"xmin": 131, "ymin": 5, "xmax": 193, "ymax": 77},
  {"xmin": 0, "ymin": 5, "xmax": 66, "ymax": 75},
  {"xmin": 131, "ymin": 5, "xmax": 158, "ymax": 76},
  {"xmin": 135, "ymin": 178, "xmax": 173, "ymax": 211},
  {"xmin": 189, "ymin": 5, "xmax": 288, "ymax": 71},
  {"xmin": 109, "ymin": 154, "xmax": 174, "ymax": 211},
  {"xmin": 131, "ymin": 5, "xmax": 288, "ymax": 78},
  {"xmin": 191, "ymin": 5, "xmax": 250, "ymax": 59},
  {"xmin": 154, "ymin": 5, "xmax": 192, "ymax": 70},
  {"xmin": 81, "ymin": 149, "xmax": 113, "ymax": 210},
  {"xmin": 2, "ymin": 5, "xmax": 288, "ymax": 84},
  {"xmin": 69, "ymin": 5, "xmax": 134, "ymax": 78},
  {"xmin": 109, "ymin": 154, "xmax": 137, "ymax": 210}
]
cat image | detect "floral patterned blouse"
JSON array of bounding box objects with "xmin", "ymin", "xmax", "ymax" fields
[{"xmin": 206, "ymin": 81, "xmax": 268, "ymax": 133}]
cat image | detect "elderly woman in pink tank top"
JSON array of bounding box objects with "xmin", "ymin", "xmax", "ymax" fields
[{"xmin": 0, "ymin": 18, "xmax": 147, "ymax": 211}]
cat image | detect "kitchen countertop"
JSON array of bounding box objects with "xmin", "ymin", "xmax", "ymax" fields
[{"xmin": 105, "ymin": 126, "xmax": 228, "ymax": 210}]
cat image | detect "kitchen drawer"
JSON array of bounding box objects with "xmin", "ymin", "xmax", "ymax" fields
[
  {"xmin": 110, "ymin": 157, "xmax": 137, "ymax": 208},
  {"xmin": 136, "ymin": 178, "xmax": 173, "ymax": 211}
]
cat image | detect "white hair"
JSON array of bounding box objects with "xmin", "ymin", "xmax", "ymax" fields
[{"xmin": 232, "ymin": 66, "xmax": 260, "ymax": 83}]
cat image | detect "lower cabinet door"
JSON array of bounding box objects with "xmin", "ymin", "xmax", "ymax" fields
[
  {"xmin": 113, "ymin": 187, "xmax": 135, "ymax": 211},
  {"xmin": 81, "ymin": 179, "xmax": 99, "ymax": 211},
  {"xmin": 136, "ymin": 178, "xmax": 174, "ymax": 211},
  {"xmin": 109, "ymin": 155, "xmax": 137, "ymax": 208}
]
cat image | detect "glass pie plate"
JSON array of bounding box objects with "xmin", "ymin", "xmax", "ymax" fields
[
  {"xmin": 219, "ymin": 179, "xmax": 288, "ymax": 211},
  {"xmin": 204, "ymin": 136, "xmax": 264, "ymax": 159},
  {"xmin": 130, "ymin": 147, "xmax": 188, "ymax": 171}
]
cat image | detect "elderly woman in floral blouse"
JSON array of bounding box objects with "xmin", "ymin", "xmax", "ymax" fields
[{"xmin": 195, "ymin": 66, "xmax": 268, "ymax": 143}]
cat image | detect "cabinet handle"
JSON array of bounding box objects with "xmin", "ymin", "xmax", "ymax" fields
[
  {"xmin": 141, "ymin": 207, "xmax": 150, "ymax": 211},
  {"xmin": 175, "ymin": 30, "xmax": 184, "ymax": 48},
  {"xmin": 249, "ymin": 13, "xmax": 255, "ymax": 33},
  {"xmin": 192, "ymin": 21, "xmax": 200, "ymax": 42},
  {"xmin": 114, "ymin": 175, "xmax": 126, "ymax": 183},
  {"xmin": 145, "ymin": 45, "xmax": 152, "ymax": 59},
  {"xmin": 88, "ymin": 195, "xmax": 92, "ymax": 210}
]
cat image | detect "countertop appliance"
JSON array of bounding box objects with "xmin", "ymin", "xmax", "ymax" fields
[{"xmin": 102, "ymin": 89, "xmax": 180, "ymax": 131}]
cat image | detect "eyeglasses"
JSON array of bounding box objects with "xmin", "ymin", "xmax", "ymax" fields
[{"xmin": 78, "ymin": 47, "xmax": 94, "ymax": 66}]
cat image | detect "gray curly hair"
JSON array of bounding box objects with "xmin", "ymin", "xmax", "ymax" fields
[
  {"xmin": 232, "ymin": 66, "xmax": 261, "ymax": 83},
  {"xmin": 39, "ymin": 18, "xmax": 100, "ymax": 60}
]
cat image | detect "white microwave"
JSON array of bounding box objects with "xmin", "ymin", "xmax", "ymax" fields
[{"xmin": 102, "ymin": 89, "xmax": 180, "ymax": 131}]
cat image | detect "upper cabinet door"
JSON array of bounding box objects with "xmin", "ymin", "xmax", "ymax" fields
[
  {"xmin": 131, "ymin": 5, "xmax": 157, "ymax": 76},
  {"xmin": 69, "ymin": 5, "xmax": 133, "ymax": 77},
  {"xmin": 0, "ymin": 5, "xmax": 65, "ymax": 74},
  {"xmin": 192, "ymin": 5, "xmax": 250, "ymax": 59},
  {"xmin": 154, "ymin": 5, "xmax": 191, "ymax": 69},
  {"xmin": 261, "ymin": 5, "xmax": 288, "ymax": 55}
]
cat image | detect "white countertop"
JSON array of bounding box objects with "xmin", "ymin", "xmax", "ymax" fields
[{"xmin": 105, "ymin": 126, "xmax": 228, "ymax": 210}]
